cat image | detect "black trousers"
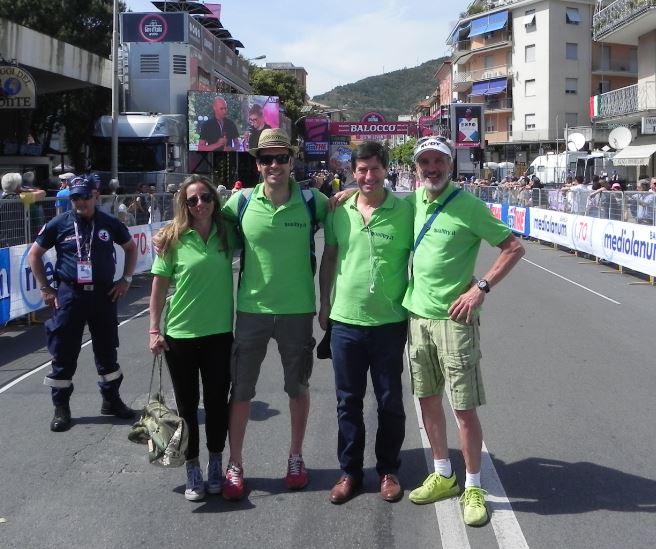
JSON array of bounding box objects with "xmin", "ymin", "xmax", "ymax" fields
[{"xmin": 164, "ymin": 332, "xmax": 232, "ymax": 461}]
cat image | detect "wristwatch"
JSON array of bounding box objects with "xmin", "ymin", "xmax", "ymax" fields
[
  {"xmin": 477, "ymin": 278, "xmax": 490, "ymax": 293},
  {"xmin": 122, "ymin": 275, "xmax": 133, "ymax": 284}
]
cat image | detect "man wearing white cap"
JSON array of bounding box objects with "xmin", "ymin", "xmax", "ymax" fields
[{"xmin": 404, "ymin": 136, "xmax": 524, "ymax": 526}]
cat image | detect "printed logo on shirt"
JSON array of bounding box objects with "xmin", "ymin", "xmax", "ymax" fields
[
  {"xmin": 432, "ymin": 227, "xmax": 456, "ymax": 236},
  {"xmin": 284, "ymin": 221, "xmax": 307, "ymax": 228},
  {"xmin": 98, "ymin": 229, "xmax": 110, "ymax": 242},
  {"xmin": 368, "ymin": 230, "xmax": 394, "ymax": 241}
]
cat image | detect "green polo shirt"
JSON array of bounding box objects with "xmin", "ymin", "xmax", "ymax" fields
[
  {"xmin": 223, "ymin": 181, "xmax": 328, "ymax": 314},
  {"xmin": 325, "ymin": 190, "xmax": 413, "ymax": 326},
  {"xmin": 403, "ymin": 183, "xmax": 511, "ymax": 319},
  {"xmin": 151, "ymin": 223, "xmax": 237, "ymax": 338}
]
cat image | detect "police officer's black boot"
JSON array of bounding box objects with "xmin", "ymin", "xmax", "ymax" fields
[
  {"xmin": 101, "ymin": 396, "xmax": 136, "ymax": 419},
  {"xmin": 50, "ymin": 404, "xmax": 72, "ymax": 432}
]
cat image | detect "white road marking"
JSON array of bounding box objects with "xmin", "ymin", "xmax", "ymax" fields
[
  {"xmin": 522, "ymin": 257, "xmax": 621, "ymax": 304},
  {"xmin": 0, "ymin": 307, "xmax": 150, "ymax": 395}
]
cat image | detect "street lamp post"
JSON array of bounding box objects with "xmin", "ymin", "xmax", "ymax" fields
[{"xmin": 111, "ymin": 0, "xmax": 119, "ymax": 183}]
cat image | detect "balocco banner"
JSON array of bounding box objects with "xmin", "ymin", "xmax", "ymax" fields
[
  {"xmin": 330, "ymin": 122, "xmax": 415, "ymax": 136},
  {"xmin": 0, "ymin": 65, "xmax": 37, "ymax": 109}
]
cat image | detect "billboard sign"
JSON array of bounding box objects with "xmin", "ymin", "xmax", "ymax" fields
[
  {"xmin": 121, "ymin": 12, "xmax": 186, "ymax": 43},
  {"xmin": 330, "ymin": 111, "xmax": 416, "ymax": 137},
  {"xmin": 188, "ymin": 92, "xmax": 280, "ymax": 152},
  {"xmin": 452, "ymin": 104, "xmax": 483, "ymax": 148},
  {"xmin": 0, "ymin": 65, "xmax": 37, "ymax": 109}
]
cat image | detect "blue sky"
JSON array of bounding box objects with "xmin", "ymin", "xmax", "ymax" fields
[{"xmin": 125, "ymin": 0, "xmax": 464, "ymax": 97}]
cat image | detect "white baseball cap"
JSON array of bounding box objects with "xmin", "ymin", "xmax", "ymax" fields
[{"xmin": 413, "ymin": 136, "xmax": 453, "ymax": 162}]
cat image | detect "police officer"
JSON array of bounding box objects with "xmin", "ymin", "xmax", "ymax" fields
[{"xmin": 27, "ymin": 177, "xmax": 138, "ymax": 432}]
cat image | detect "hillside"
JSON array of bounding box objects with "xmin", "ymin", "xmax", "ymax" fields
[{"xmin": 312, "ymin": 58, "xmax": 447, "ymax": 121}]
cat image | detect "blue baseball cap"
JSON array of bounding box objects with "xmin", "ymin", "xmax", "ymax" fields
[{"xmin": 69, "ymin": 177, "xmax": 96, "ymax": 198}]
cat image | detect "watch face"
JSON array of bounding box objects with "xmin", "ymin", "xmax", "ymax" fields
[{"xmin": 478, "ymin": 279, "xmax": 489, "ymax": 292}]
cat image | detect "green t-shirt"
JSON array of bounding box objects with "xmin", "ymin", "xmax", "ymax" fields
[
  {"xmin": 223, "ymin": 181, "xmax": 328, "ymax": 314},
  {"xmin": 403, "ymin": 183, "xmax": 511, "ymax": 319},
  {"xmin": 151, "ymin": 223, "xmax": 237, "ymax": 338},
  {"xmin": 325, "ymin": 190, "xmax": 413, "ymax": 326}
]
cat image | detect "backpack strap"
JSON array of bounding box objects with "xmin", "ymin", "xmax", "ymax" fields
[
  {"xmin": 236, "ymin": 188, "xmax": 253, "ymax": 286},
  {"xmin": 301, "ymin": 188, "xmax": 319, "ymax": 274}
]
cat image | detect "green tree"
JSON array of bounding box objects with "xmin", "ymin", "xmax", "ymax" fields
[
  {"xmin": 0, "ymin": 0, "xmax": 126, "ymax": 171},
  {"xmin": 249, "ymin": 66, "xmax": 305, "ymax": 137},
  {"xmin": 390, "ymin": 137, "xmax": 417, "ymax": 166}
]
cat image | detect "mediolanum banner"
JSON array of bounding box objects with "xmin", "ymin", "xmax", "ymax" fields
[{"xmin": 0, "ymin": 65, "xmax": 37, "ymax": 109}]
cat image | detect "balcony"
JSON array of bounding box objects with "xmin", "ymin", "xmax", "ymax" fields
[
  {"xmin": 452, "ymin": 65, "xmax": 512, "ymax": 92},
  {"xmin": 485, "ymin": 97, "xmax": 513, "ymax": 111},
  {"xmin": 591, "ymin": 61, "xmax": 638, "ymax": 76},
  {"xmin": 592, "ymin": 80, "xmax": 656, "ymax": 121},
  {"xmin": 593, "ymin": 0, "xmax": 656, "ymax": 45},
  {"xmin": 451, "ymin": 32, "xmax": 512, "ymax": 63},
  {"xmin": 485, "ymin": 130, "xmax": 510, "ymax": 144}
]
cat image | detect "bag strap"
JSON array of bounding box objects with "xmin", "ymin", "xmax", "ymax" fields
[
  {"xmin": 147, "ymin": 355, "xmax": 165, "ymax": 417},
  {"xmin": 413, "ymin": 188, "xmax": 461, "ymax": 252}
]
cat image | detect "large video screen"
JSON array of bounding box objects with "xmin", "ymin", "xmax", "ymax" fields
[{"xmin": 188, "ymin": 92, "xmax": 280, "ymax": 152}]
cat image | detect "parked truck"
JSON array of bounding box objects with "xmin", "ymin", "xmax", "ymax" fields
[
  {"xmin": 89, "ymin": 113, "xmax": 188, "ymax": 191},
  {"xmin": 526, "ymin": 152, "xmax": 588, "ymax": 186},
  {"xmin": 575, "ymin": 151, "xmax": 632, "ymax": 186}
]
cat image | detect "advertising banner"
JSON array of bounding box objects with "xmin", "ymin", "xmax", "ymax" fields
[
  {"xmin": 330, "ymin": 111, "xmax": 416, "ymax": 138},
  {"xmin": 188, "ymin": 92, "xmax": 280, "ymax": 152},
  {"xmin": 304, "ymin": 117, "xmax": 331, "ymax": 142},
  {"xmin": 0, "ymin": 65, "xmax": 37, "ymax": 109},
  {"xmin": 452, "ymin": 105, "xmax": 482, "ymax": 148},
  {"xmin": 121, "ymin": 12, "xmax": 186, "ymax": 43},
  {"xmin": 304, "ymin": 142, "xmax": 329, "ymax": 160},
  {"xmin": 0, "ymin": 248, "xmax": 9, "ymax": 325},
  {"xmin": 329, "ymin": 144, "xmax": 353, "ymax": 174},
  {"xmin": 9, "ymin": 244, "xmax": 58, "ymax": 319}
]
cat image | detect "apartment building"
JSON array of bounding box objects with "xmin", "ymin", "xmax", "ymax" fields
[
  {"xmin": 591, "ymin": 0, "xmax": 656, "ymax": 178},
  {"xmin": 442, "ymin": 0, "xmax": 637, "ymax": 172}
]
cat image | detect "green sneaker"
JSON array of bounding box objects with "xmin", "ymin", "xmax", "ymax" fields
[
  {"xmin": 408, "ymin": 472, "xmax": 460, "ymax": 504},
  {"xmin": 460, "ymin": 486, "xmax": 488, "ymax": 526}
]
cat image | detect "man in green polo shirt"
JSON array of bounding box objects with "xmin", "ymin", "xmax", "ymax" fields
[
  {"xmin": 404, "ymin": 136, "xmax": 524, "ymax": 526},
  {"xmin": 319, "ymin": 141, "xmax": 413, "ymax": 504},
  {"xmin": 220, "ymin": 128, "xmax": 329, "ymax": 500}
]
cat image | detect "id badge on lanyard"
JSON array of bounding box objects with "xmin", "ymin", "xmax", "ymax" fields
[{"xmin": 74, "ymin": 221, "xmax": 94, "ymax": 284}]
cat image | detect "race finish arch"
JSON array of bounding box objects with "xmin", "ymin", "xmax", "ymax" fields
[{"xmin": 330, "ymin": 112, "xmax": 417, "ymax": 140}]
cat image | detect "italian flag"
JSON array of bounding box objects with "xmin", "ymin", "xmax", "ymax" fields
[{"xmin": 590, "ymin": 95, "xmax": 601, "ymax": 118}]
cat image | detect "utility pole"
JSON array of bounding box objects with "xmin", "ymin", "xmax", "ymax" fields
[{"xmin": 111, "ymin": 0, "xmax": 120, "ymax": 182}]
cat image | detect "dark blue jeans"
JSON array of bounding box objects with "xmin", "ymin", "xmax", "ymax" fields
[{"xmin": 330, "ymin": 320, "xmax": 407, "ymax": 480}]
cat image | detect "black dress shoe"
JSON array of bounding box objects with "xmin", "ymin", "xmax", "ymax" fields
[
  {"xmin": 50, "ymin": 405, "xmax": 72, "ymax": 432},
  {"xmin": 101, "ymin": 397, "xmax": 135, "ymax": 419}
]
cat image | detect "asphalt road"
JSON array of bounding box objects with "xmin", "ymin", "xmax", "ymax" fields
[{"xmin": 0, "ymin": 231, "xmax": 654, "ymax": 549}]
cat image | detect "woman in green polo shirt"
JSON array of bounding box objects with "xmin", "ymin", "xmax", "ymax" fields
[{"xmin": 148, "ymin": 174, "xmax": 236, "ymax": 502}]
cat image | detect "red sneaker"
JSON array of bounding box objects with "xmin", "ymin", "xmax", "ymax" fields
[
  {"xmin": 222, "ymin": 463, "xmax": 245, "ymax": 500},
  {"xmin": 285, "ymin": 455, "xmax": 309, "ymax": 490}
]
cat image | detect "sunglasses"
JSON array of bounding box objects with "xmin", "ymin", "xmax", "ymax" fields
[
  {"xmin": 257, "ymin": 153, "xmax": 290, "ymax": 166},
  {"xmin": 186, "ymin": 192, "xmax": 213, "ymax": 207}
]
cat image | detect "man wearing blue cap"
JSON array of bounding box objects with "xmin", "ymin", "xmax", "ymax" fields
[{"xmin": 28, "ymin": 177, "xmax": 138, "ymax": 432}]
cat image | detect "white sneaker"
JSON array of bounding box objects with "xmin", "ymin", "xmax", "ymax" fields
[{"xmin": 185, "ymin": 461, "xmax": 206, "ymax": 501}]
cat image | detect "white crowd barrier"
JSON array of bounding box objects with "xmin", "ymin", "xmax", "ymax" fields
[
  {"xmin": 486, "ymin": 202, "xmax": 656, "ymax": 278},
  {"xmin": 0, "ymin": 222, "xmax": 168, "ymax": 326}
]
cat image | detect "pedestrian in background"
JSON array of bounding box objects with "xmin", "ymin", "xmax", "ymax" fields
[
  {"xmin": 27, "ymin": 176, "xmax": 138, "ymax": 432},
  {"xmin": 404, "ymin": 137, "xmax": 524, "ymax": 526},
  {"xmin": 149, "ymin": 174, "xmax": 237, "ymax": 502}
]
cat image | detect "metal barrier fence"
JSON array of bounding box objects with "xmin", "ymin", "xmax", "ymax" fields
[
  {"xmin": 0, "ymin": 193, "xmax": 176, "ymax": 249},
  {"xmin": 464, "ymin": 185, "xmax": 656, "ymax": 225}
]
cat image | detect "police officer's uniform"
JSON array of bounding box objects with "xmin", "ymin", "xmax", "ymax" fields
[{"xmin": 36, "ymin": 202, "xmax": 132, "ymax": 410}]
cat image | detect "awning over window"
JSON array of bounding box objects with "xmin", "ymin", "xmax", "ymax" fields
[
  {"xmin": 486, "ymin": 78, "xmax": 508, "ymax": 95},
  {"xmin": 468, "ymin": 10, "xmax": 508, "ymax": 38},
  {"xmin": 566, "ymin": 8, "xmax": 581, "ymax": 24},
  {"xmin": 470, "ymin": 81, "xmax": 490, "ymax": 96},
  {"xmin": 611, "ymin": 143, "xmax": 656, "ymax": 166}
]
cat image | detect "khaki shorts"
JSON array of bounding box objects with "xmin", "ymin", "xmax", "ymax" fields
[
  {"xmin": 407, "ymin": 313, "xmax": 485, "ymax": 410},
  {"xmin": 231, "ymin": 312, "xmax": 315, "ymax": 401}
]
